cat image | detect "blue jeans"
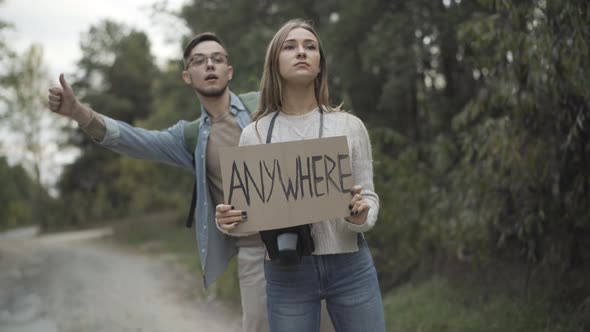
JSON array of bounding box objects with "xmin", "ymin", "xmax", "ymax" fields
[{"xmin": 264, "ymin": 238, "xmax": 385, "ymax": 332}]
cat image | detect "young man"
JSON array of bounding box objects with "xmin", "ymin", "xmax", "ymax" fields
[
  {"xmin": 47, "ymin": 33, "xmax": 268, "ymax": 332},
  {"xmin": 47, "ymin": 32, "xmax": 334, "ymax": 332}
]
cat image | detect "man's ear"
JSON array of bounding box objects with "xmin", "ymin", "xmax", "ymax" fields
[
  {"xmin": 228, "ymin": 65, "xmax": 234, "ymax": 81},
  {"xmin": 181, "ymin": 70, "xmax": 192, "ymax": 85}
]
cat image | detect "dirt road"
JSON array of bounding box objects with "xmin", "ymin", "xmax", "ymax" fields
[{"xmin": 0, "ymin": 227, "xmax": 240, "ymax": 332}]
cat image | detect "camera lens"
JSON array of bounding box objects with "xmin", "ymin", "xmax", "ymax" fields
[
  {"xmin": 277, "ymin": 233, "xmax": 298, "ymax": 251},
  {"xmin": 277, "ymin": 232, "xmax": 300, "ymax": 265}
]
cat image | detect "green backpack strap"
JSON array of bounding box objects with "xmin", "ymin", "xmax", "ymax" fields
[
  {"xmin": 183, "ymin": 118, "xmax": 201, "ymax": 155},
  {"xmin": 237, "ymin": 91, "xmax": 260, "ymax": 115}
]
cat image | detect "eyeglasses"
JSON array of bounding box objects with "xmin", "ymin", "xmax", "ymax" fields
[{"xmin": 186, "ymin": 52, "xmax": 228, "ymax": 68}]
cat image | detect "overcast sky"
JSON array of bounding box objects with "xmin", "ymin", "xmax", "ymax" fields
[{"xmin": 2, "ymin": 0, "xmax": 189, "ymax": 79}]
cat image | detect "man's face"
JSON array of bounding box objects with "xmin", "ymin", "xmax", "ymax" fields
[{"xmin": 182, "ymin": 40, "xmax": 233, "ymax": 98}]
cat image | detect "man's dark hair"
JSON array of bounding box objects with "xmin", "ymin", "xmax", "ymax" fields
[{"xmin": 183, "ymin": 32, "xmax": 227, "ymax": 67}]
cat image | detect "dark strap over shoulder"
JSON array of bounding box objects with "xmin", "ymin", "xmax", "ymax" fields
[
  {"xmin": 184, "ymin": 119, "xmax": 200, "ymax": 228},
  {"xmin": 259, "ymin": 108, "xmax": 322, "ymax": 260},
  {"xmin": 186, "ymin": 155, "xmax": 197, "ymax": 228}
]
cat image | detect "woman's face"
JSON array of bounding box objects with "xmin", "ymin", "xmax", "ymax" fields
[{"xmin": 278, "ymin": 28, "xmax": 321, "ymax": 85}]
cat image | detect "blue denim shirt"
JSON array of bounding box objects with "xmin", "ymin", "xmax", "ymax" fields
[{"xmin": 98, "ymin": 91, "xmax": 254, "ymax": 287}]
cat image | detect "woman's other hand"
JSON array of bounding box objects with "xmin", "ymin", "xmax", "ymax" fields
[{"xmin": 346, "ymin": 185, "xmax": 370, "ymax": 225}]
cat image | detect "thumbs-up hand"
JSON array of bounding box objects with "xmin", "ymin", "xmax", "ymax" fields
[{"xmin": 48, "ymin": 74, "xmax": 84, "ymax": 120}]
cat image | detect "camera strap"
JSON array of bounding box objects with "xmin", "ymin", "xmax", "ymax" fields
[{"xmin": 261, "ymin": 108, "xmax": 323, "ymax": 263}]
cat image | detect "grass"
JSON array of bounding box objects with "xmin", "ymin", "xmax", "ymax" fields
[
  {"xmin": 384, "ymin": 276, "xmax": 578, "ymax": 332},
  {"xmin": 107, "ymin": 211, "xmax": 584, "ymax": 331}
]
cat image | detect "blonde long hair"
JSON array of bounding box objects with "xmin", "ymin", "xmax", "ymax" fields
[{"xmin": 253, "ymin": 19, "xmax": 340, "ymax": 122}]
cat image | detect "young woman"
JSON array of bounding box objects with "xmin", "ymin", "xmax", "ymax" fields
[{"xmin": 216, "ymin": 19, "xmax": 385, "ymax": 332}]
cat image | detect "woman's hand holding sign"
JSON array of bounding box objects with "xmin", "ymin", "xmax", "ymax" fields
[
  {"xmin": 218, "ymin": 184, "xmax": 369, "ymax": 230},
  {"xmin": 216, "ymin": 204, "xmax": 248, "ymax": 231},
  {"xmin": 346, "ymin": 185, "xmax": 370, "ymax": 225}
]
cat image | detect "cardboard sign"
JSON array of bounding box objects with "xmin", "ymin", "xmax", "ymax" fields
[{"xmin": 219, "ymin": 136, "xmax": 354, "ymax": 232}]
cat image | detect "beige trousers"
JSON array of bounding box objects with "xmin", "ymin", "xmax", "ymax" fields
[{"xmin": 237, "ymin": 246, "xmax": 335, "ymax": 332}]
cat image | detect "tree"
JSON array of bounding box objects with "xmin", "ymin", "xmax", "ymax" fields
[
  {"xmin": 0, "ymin": 156, "xmax": 54, "ymax": 229},
  {"xmin": 58, "ymin": 20, "xmax": 160, "ymax": 223},
  {"xmin": 0, "ymin": 0, "xmax": 15, "ymax": 104},
  {"xmin": 0, "ymin": 44, "xmax": 58, "ymax": 227},
  {"xmin": 451, "ymin": 0, "xmax": 590, "ymax": 268},
  {"xmin": 74, "ymin": 20, "xmax": 156, "ymax": 123}
]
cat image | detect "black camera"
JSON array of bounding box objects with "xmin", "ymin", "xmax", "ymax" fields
[{"xmin": 260, "ymin": 224, "xmax": 315, "ymax": 265}]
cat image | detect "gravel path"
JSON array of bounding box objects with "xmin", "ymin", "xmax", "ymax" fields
[{"xmin": 0, "ymin": 227, "xmax": 240, "ymax": 332}]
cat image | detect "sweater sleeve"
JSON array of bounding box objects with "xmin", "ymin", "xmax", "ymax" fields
[{"xmin": 346, "ymin": 116, "xmax": 379, "ymax": 233}]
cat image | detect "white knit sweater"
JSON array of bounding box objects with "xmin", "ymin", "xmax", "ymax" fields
[{"xmin": 234, "ymin": 108, "xmax": 379, "ymax": 255}]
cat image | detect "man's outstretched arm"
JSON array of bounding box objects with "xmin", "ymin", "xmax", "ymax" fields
[{"xmin": 47, "ymin": 74, "xmax": 193, "ymax": 169}]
